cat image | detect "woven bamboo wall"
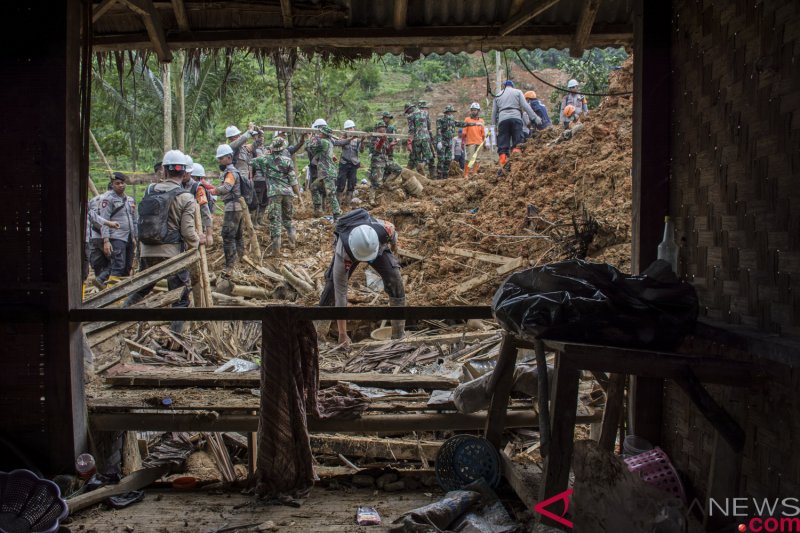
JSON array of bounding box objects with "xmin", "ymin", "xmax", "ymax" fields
[{"xmin": 663, "ymin": 0, "xmax": 800, "ymax": 501}]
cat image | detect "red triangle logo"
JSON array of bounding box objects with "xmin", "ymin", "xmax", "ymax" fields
[{"xmin": 533, "ymin": 488, "xmax": 574, "ymax": 528}]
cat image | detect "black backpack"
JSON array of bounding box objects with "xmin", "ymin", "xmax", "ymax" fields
[
  {"xmin": 138, "ymin": 185, "xmax": 190, "ymax": 245},
  {"xmin": 334, "ymin": 208, "xmax": 372, "ymax": 238}
]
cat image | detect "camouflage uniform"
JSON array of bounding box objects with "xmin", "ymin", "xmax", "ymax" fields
[
  {"xmin": 417, "ymin": 102, "xmax": 436, "ymax": 177},
  {"xmin": 307, "ymin": 132, "xmax": 341, "ymax": 217},
  {"xmin": 435, "ymin": 109, "xmax": 476, "ymax": 179},
  {"xmin": 406, "ymin": 109, "xmax": 433, "ymax": 175},
  {"xmin": 368, "ymin": 129, "xmax": 403, "ymax": 190},
  {"xmin": 250, "ymin": 141, "xmax": 269, "ymax": 224},
  {"xmin": 255, "ymin": 153, "xmax": 298, "ymax": 240}
]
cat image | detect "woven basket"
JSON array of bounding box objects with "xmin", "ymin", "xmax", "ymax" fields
[
  {"xmin": 624, "ymin": 447, "xmax": 686, "ymax": 503},
  {"xmin": 0, "ymin": 469, "xmax": 69, "ymax": 533}
]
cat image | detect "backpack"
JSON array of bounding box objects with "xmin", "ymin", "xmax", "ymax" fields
[
  {"xmin": 137, "ymin": 185, "xmax": 190, "ymax": 245},
  {"xmin": 240, "ymin": 175, "xmax": 257, "ymax": 210},
  {"xmin": 334, "ymin": 208, "xmax": 372, "ymax": 238}
]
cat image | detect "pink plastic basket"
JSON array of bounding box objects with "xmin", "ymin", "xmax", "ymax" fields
[{"xmin": 623, "ymin": 447, "xmax": 686, "ymax": 503}]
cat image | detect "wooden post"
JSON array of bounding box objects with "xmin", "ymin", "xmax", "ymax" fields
[
  {"xmin": 238, "ymin": 197, "xmax": 262, "ymax": 259},
  {"xmin": 484, "ymin": 334, "xmax": 518, "ymax": 448},
  {"xmin": 598, "ymin": 373, "xmax": 627, "ymax": 452},
  {"xmin": 192, "ymin": 204, "xmax": 213, "ymax": 307},
  {"xmin": 538, "ymin": 354, "xmax": 580, "ymax": 523},
  {"xmin": 629, "ymin": 0, "xmax": 671, "ymax": 445},
  {"xmin": 533, "ymin": 339, "xmax": 551, "ymax": 457}
]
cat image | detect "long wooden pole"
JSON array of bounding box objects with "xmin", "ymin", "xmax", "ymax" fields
[
  {"xmin": 238, "ymin": 197, "xmax": 262, "ymax": 259},
  {"xmin": 258, "ymin": 124, "xmax": 409, "ymax": 140}
]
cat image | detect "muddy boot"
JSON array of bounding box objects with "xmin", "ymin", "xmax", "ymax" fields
[
  {"xmin": 287, "ymin": 227, "xmax": 297, "ymax": 250},
  {"xmin": 345, "ymin": 191, "xmax": 354, "ymax": 207},
  {"xmin": 269, "ymin": 236, "xmax": 281, "ymax": 257},
  {"xmin": 123, "ymin": 292, "xmax": 145, "ymax": 307},
  {"xmin": 253, "ymin": 208, "xmax": 264, "ymax": 227},
  {"xmin": 313, "ymin": 205, "xmax": 322, "ymax": 217},
  {"xmin": 389, "ymin": 296, "xmax": 406, "ymax": 339}
]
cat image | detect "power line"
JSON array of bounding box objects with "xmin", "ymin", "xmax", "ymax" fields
[{"xmin": 513, "ymin": 50, "xmax": 633, "ymax": 97}]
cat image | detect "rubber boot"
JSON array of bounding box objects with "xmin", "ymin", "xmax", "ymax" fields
[
  {"xmin": 287, "ymin": 227, "xmax": 297, "ymax": 250},
  {"xmin": 313, "ymin": 205, "xmax": 322, "ymax": 217},
  {"xmin": 107, "ymin": 275, "xmax": 122, "ymax": 287},
  {"xmin": 389, "ymin": 296, "xmax": 406, "ymax": 339},
  {"xmin": 270, "ymin": 236, "xmax": 282, "ymax": 256},
  {"xmin": 253, "ymin": 207, "xmax": 264, "ymax": 227},
  {"xmin": 499, "ymin": 153, "xmax": 508, "ymax": 166},
  {"xmin": 345, "ymin": 191, "xmax": 354, "ymax": 208}
]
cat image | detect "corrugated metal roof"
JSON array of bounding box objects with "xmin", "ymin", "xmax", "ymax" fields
[{"xmin": 92, "ymin": 0, "xmax": 633, "ymax": 55}]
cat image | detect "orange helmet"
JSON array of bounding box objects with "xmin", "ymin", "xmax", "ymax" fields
[
  {"xmin": 563, "ymin": 104, "xmax": 576, "ymax": 118},
  {"xmin": 524, "ymin": 90, "xmax": 537, "ymax": 99}
]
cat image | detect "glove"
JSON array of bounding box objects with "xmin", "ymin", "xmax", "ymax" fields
[{"xmin": 436, "ymin": 142, "xmax": 443, "ymax": 150}]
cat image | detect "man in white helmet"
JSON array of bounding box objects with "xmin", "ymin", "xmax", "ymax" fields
[
  {"xmin": 215, "ymin": 143, "xmax": 246, "ymax": 275},
  {"xmin": 182, "ymin": 159, "xmax": 214, "ymax": 245},
  {"xmin": 559, "ymin": 79, "xmax": 588, "ymax": 127},
  {"xmin": 319, "ymin": 208, "xmax": 406, "ymax": 348},
  {"xmin": 124, "ymin": 149, "xmax": 204, "ymax": 333},
  {"xmin": 333, "ymin": 119, "xmax": 361, "ymax": 207},
  {"xmin": 225, "ymin": 123, "xmax": 257, "ymax": 182},
  {"xmin": 462, "ymin": 102, "xmax": 486, "ymax": 177}
]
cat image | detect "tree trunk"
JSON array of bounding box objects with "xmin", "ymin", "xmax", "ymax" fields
[
  {"xmin": 272, "ymin": 48, "xmax": 298, "ymax": 143},
  {"xmin": 161, "ymin": 62, "xmax": 172, "ymax": 153},
  {"xmin": 174, "ymin": 52, "xmax": 185, "ymax": 152}
]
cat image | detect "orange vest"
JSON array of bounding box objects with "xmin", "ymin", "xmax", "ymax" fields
[{"xmin": 463, "ymin": 117, "xmax": 485, "ymax": 146}]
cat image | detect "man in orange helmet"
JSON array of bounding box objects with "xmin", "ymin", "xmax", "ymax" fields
[
  {"xmin": 523, "ymin": 90, "xmax": 552, "ymax": 138},
  {"xmin": 562, "ymin": 104, "xmax": 579, "ymax": 129}
]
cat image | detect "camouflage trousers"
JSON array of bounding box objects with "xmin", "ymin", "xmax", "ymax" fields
[
  {"xmin": 310, "ymin": 171, "xmax": 341, "ymax": 216},
  {"xmin": 407, "ymin": 138, "xmax": 433, "ymax": 170},
  {"xmin": 369, "ymin": 154, "xmax": 403, "ymax": 188},
  {"xmin": 267, "ymin": 195, "xmax": 294, "ymax": 239},
  {"xmin": 436, "ymin": 143, "xmax": 453, "ymax": 179}
]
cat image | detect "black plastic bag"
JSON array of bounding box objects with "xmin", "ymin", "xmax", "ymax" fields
[{"xmin": 492, "ymin": 259, "xmax": 698, "ymax": 349}]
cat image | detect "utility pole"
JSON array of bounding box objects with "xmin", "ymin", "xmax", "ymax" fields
[{"xmin": 495, "ymin": 50, "xmax": 502, "ymax": 94}]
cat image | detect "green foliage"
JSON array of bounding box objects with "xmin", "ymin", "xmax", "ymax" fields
[
  {"xmin": 356, "ymin": 62, "xmax": 381, "ymax": 95},
  {"xmin": 555, "ymin": 48, "xmax": 628, "ymax": 108}
]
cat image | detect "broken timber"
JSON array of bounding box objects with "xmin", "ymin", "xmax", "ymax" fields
[
  {"xmin": 439, "ymin": 246, "xmax": 518, "ymax": 265},
  {"xmin": 356, "ymin": 330, "xmax": 499, "ymax": 348},
  {"xmin": 310, "ymin": 435, "xmax": 441, "ymax": 462},
  {"xmin": 454, "ymin": 257, "xmax": 526, "ymax": 295}
]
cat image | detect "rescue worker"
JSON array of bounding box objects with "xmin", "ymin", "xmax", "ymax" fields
[
  {"xmin": 417, "ymin": 100, "xmax": 436, "ymax": 178},
  {"xmin": 559, "ymin": 79, "xmax": 589, "ymax": 127},
  {"xmin": 462, "ymin": 102, "xmax": 486, "ymax": 178},
  {"xmin": 254, "ymin": 137, "xmax": 304, "ymax": 255},
  {"xmin": 435, "ymin": 105, "xmax": 481, "ymax": 180},
  {"xmin": 124, "ymin": 150, "xmax": 204, "ymax": 334},
  {"xmin": 225, "ymin": 123, "xmax": 257, "ymax": 181},
  {"xmin": 272, "ymin": 129, "xmax": 306, "ymax": 158},
  {"xmin": 365, "ymin": 122, "xmax": 403, "ymax": 202},
  {"xmin": 561, "ymin": 104, "xmax": 579, "ymax": 129},
  {"xmin": 491, "ymin": 80, "xmax": 541, "ymax": 168},
  {"xmin": 523, "ymin": 90, "xmax": 552, "ymax": 138},
  {"xmin": 305, "ymin": 118, "xmax": 328, "ymax": 213},
  {"xmin": 319, "ymin": 208, "xmax": 406, "ymax": 348},
  {"xmin": 215, "ymin": 144, "xmax": 246, "ymax": 275},
  {"xmin": 97, "ymin": 172, "xmax": 137, "ymax": 287},
  {"xmin": 182, "ymin": 161, "xmax": 214, "ymax": 245},
  {"xmin": 250, "ymin": 131, "xmax": 270, "ymax": 226},
  {"xmin": 405, "ymin": 102, "xmax": 434, "ymax": 177},
  {"xmin": 333, "ymin": 119, "xmax": 361, "ymax": 207},
  {"xmin": 307, "ymin": 125, "xmax": 341, "ymax": 220},
  {"xmin": 85, "ymin": 183, "xmax": 120, "ymax": 291}
]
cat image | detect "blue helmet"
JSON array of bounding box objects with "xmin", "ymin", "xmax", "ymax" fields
[{"xmin": 503, "ymin": 80, "xmax": 514, "ymax": 87}]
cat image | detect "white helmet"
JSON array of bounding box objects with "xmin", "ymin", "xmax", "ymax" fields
[
  {"xmin": 162, "ymin": 149, "xmax": 186, "ymax": 167},
  {"xmin": 184, "ymin": 155, "xmax": 194, "ymax": 174},
  {"xmin": 343, "ymin": 119, "xmax": 356, "ymax": 129},
  {"xmin": 215, "ymin": 144, "xmax": 234, "ymax": 159},
  {"xmin": 348, "ymin": 225, "xmax": 380, "ymax": 262},
  {"xmin": 469, "ymin": 102, "xmax": 481, "ymax": 110},
  {"xmin": 190, "ymin": 163, "xmax": 206, "ymax": 177},
  {"xmin": 225, "ymin": 125, "xmax": 241, "ymax": 137},
  {"xmin": 567, "ymin": 79, "xmax": 579, "ymax": 88},
  {"xmin": 312, "ymin": 118, "xmax": 328, "ymax": 129}
]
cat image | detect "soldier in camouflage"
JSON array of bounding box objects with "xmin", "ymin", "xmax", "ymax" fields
[
  {"xmin": 366, "ymin": 122, "xmax": 403, "ymax": 202},
  {"xmin": 435, "ymin": 104, "xmax": 481, "ymax": 179},
  {"xmin": 253, "ymin": 138, "xmax": 304, "ymax": 255},
  {"xmin": 417, "ymin": 100, "xmax": 437, "ymax": 178},
  {"xmin": 307, "ymin": 125, "xmax": 342, "ymax": 219},
  {"xmin": 379, "ymin": 111, "xmax": 400, "ymax": 181},
  {"xmin": 250, "ymin": 131, "xmax": 269, "ymax": 225},
  {"xmin": 405, "ymin": 102, "xmax": 434, "ymax": 177}
]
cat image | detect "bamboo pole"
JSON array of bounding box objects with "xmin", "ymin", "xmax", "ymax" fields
[
  {"xmin": 194, "ymin": 204, "xmax": 213, "ymax": 307},
  {"xmin": 238, "ymin": 197, "xmax": 262, "ymax": 259},
  {"xmin": 258, "ymin": 124, "xmax": 409, "ymax": 140}
]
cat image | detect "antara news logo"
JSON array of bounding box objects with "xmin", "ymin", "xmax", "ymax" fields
[{"xmin": 533, "ymin": 491, "xmax": 800, "ymax": 531}]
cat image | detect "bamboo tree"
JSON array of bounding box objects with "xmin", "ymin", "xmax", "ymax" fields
[
  {"xmin": 161, "ymin": 62, "xmax": 172, "ymax": 152},
  {"xmin": 174, "ymin": 51, "xmax": 186, "ymax": 151}
]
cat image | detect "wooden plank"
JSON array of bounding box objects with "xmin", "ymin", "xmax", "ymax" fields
[
  {"xmin": 119, "ymin": 0, "xmax": 173, "ymax": 62},
  {"xmin": 90, "ymin": 408, "xmax": 599, "ymax": 433},
  {"xmin": 570, "ymin": 0, "xmax": 602, "ymax": 57},
  {"xmin": 397, "ymin": 248, "xmax": 424, "ymax": 261},
  {"xmin": 542, "ymin": 340, "xmax": 760, "ymax": 386},
  {"xmin": 170, "ymin": 0, "xmax": 190, "ymax": 31},
  {"xmin": 598, "ymin": 373, "xmax": 626, "ymax": 452},
  {"xmin": 242, "ymin": 256, "xmax": 284, "ymax": 283},
  {"xmin": 258, "ymin": 124, "xmax": 409, "ymax": 140},
  {"xmin": 92, "ymin": 0, "xmax": 119, "ymax": 24},
  {"xmin": 393, "ymin": 0, "xmax": 407, "ymax": 30},
  {"xmin": 82, "ymin": 248, "xmax": 199, "ymax": 309},
  {"xmin": 439, "ymin": 246, "xmax": 516, "ymax": 265},
  {"xmin": 501, "ymin": 450, "xmax": 541, "ymax": 511},
  {"xmin": 68, "ymin": 465, "xmax": 169, "ymax": 514},
  {"xmin": 538, "ymin": 356, "xmax": 580, "ymax": 515},
  {"xmin": 279, "ymin": 0, "xmax": 293, "ymax": 28},
  {"xmin": 356, "ymin": 330, "xmax": 499, "ymax": 348},
  {"xmin": 484, "ymin": 335, "xmax": 518, "ymax": 448},
  {"xmin": 105, "ymin": 371, "xmax": 460, "ymax": 389},
  {"xmin": 534, "ymin": 339, "xmax": 552, "ymax": 457},
  {"xmin": 499, "ymin": 0, "xmax": 564, "ymax": 36},
  {"xmin": 84, "ymin": 288, "xmax": 183, "ymax": 338},
  {"xmin": 455, "ymin": 257, "xmax": 525, "ymax": 294},
  {"xmin": 310, "ymin": 434, "xmax": 440, "ymax": 461}
]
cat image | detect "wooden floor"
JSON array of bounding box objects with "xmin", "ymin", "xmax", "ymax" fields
[{"xmin": 67, "ymin": 487, "xmax": 443, "ymax": 532}]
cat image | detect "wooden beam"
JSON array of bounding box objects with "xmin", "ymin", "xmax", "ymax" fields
[
  {"xmin": 570, "ymin": 0, "xmax": 601, "ymax": 57},
  {"xmin": 68, "ymin": 466, "xmax": 169, "ymax": 514},
  {"xmin": 279, "ymin": 0, "xmax": 293, "ymax": 28},
  {"xmin": 484, "ymin": 335, "xmax": 519, "ymax": 448},
  {"xmin": 118, "ymin": 0, "xmax": 173, "ymax": 62},
  {"xmin": 356, "ymin": 330, "xmax": 499, "ymax": 348},
  {"xmin": 598, "ymin": 373, "xmax": 626, "ymax": 451},
  {"xmin": 499, "ymin": 0, "xmax": 564, "ymax": 37},
  {"xmin": 82, "ymin": 248, "xmax": 199, "ymax": 309},
  {"xmin": 90, "ymin": 408, "xmax": 600, "ymax": 433},
  {"xmin": 93, "ymin": 0, "xmax": 119, "ymax": 23},
  {"xmin": 439, "ymin": 246, "xmax": 517, "ymax": 265},
  {"xmin": 501, "ymin": 450, "xmax": 541, "ymax": 511},
  {"xmin": 170, "ymin": 0, "xmax": 189, "ymax": 31},
  {"xmin": 105, "ymin": 370, "xmax": 460, "ymax": 390},
  {"xmin": 92, "ymin": 24, "xmax": 632, "ymax": 52},
  {"xmin": 311, "ymin": 435, "xmax": 440, "ymax": 462},
  {"xmin": 393, "ymin": 0, "xmax": 407, "ymax": 31}
]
